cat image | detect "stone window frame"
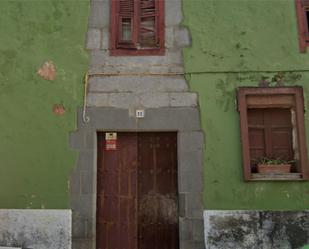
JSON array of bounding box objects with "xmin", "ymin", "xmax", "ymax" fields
[
  {"xmin": 237, "ymin": 87, "xmax": 309, "ymax": 181},
  {"xmin": 70, "ymin": 107, "xmax": 205, "ymax": 249}
]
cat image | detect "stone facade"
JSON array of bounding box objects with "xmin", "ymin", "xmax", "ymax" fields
[{"xmin": 69, "ymin": 0, "xmax": 205, "ymax": 248}]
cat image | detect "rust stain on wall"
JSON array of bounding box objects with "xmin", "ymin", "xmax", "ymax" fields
[{"xmin": 37, "ymin": 61, "xmax": 56, "ymax": 81}]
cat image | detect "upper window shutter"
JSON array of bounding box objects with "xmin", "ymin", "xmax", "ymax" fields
[
  {"xmin": 110, "ymin": 0, "xmax": 165, "ymax": 55},
  {"xmin": 296, "ymin": 0, "xmax": 309, "ymax": 52},
  {"xmin": 117, "ymin": 0, "xmax": 138, "ymax": 48},
  {"xmin": 139, "ymin": 0, "xmax": 159, "ymax": 48}
]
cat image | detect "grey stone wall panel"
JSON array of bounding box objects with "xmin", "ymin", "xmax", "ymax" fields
[
  {"xmin": 175, "ymin": 27, "xmax": 191, "ymax": 48},
  {"xmin": 88, "ymin": 76, "xmax": 188, "ymax": 93},
  {"xmin": 170, "ymin": 92, "xmax": 197, "ymax": 107},
  {"xmin": 178, "ymin": 131, "xmax": 205, "ymax": 151},
  {"xmin": 204, "ymin": 210, "xmax": 309, "ymax": 249},
  {"xmin": 86, "ymin": 29, "xmax": 102, "ymax": 50},
  {"xmin": 0, "ymin": 209, "xmax": 71, "ymax": 249},
  {"xmin": 88, "ymin": 0, "xmax": 107, "ymax": 28},
  {"xmin": 165, "ymin": 0, "xmax": 183, "ymax": 26},
  {"xmin": 179, "ymin": 169, "xmax": 203, "ymax": 192}
]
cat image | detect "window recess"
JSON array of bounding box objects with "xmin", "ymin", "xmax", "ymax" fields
[
  {"xmin": 237, "ymin": 87, "xmax": 309, "ymax": 181},
  {"xmin": 110, "ymin": 0, "xmax": 165, "ymax": 56}
]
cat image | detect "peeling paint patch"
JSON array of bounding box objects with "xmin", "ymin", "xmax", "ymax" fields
[
  {"xmin": 37, "ymin": 61, "xmax": 56, "ymax": 81},
  {"xmin": 53, "ymin": 104, "xmax": 65, "ymax": 116}
]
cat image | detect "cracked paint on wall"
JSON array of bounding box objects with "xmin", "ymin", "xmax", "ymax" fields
[
  {"xmin": 0, "ymin": 0, "xmax": 89, "ymax": 208},
  {"xmin": 37, "ymin": 61, "xmax": 56, "ymax": 81},
  {"xmin": 183, "ymin": 0, "xmax": 309, "ymax": 210}
]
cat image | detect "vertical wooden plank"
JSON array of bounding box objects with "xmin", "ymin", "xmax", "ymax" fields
[
  {"xmin": 97, "ymin": 132, "xmax": 138, "ymax": 249},
  {"xmin": 138, "ymin": 132, "xmax": 178, "ymax": 249}
]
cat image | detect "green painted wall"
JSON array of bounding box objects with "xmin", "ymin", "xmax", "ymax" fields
[
  {"xmin": 183, "ymin": 0, "xmax": 309, "ymax": 209},
  {"xmin": 0, "ymin": 0, "xmax": 89, "ymax": 208}
]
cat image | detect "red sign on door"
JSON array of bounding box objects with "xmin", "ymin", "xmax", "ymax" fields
[{"xmin": 105, "ymin": 132, "xmax": 117, "ymax": 150}]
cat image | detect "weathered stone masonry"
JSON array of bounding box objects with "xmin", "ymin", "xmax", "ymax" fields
[{"xmin": 69, "ymin": 0, "xmax": 205, "ymax": 248}]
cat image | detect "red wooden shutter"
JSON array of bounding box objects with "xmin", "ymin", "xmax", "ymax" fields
[
  {"xmin": 117, "ymin": 0, "xmax": 138, "ymax": 48},
  {"xmin": 248, "ymin": 108, "xmax": 294, "ymax": 173},
  {"xmin": 110, "ymin": 0, "xmax": 165, "ymax": 55},
  {"xmin": 295, "ymin": 0, "xmax": 309, "ymax": 52}
]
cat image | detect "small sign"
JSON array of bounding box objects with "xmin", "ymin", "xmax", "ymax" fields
[
  {"xmin": 105, "ymin": 132, "xmax": 117, "ymax": 150},
  {"xmin": 136, "ymin": 109, "xmax": 145, "ymax": 118},
  {"xmin": 106, "ymin": 132, "xmax": 117, "ymax": 140}
]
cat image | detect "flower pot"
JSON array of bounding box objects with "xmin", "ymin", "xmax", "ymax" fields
[{"xmin": 257, "ymin": 164, "xmax": 291, "ymax": 174}]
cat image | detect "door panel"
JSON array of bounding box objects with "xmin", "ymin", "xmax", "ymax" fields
[
  {"xmin": 138, "ymin": 133, "xmax": 178, "ymax": 249},
  {"xmin": 97, "ymin": 132, "xmax": 178, "ymax": 249},
  {"xmin": 97, "ymin": 133, "xmax": 138, "ymax": 249}
]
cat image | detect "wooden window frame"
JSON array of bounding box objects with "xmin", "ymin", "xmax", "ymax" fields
[
  {"xmin": 237, "ymin": 87, "xmax": 309, "ymax": 181},
  {"xmin": 110, "ymin": 0, "xmax": 165, "ymax": 56},
  {"xmin": 295, "ymin": 0, "xmax": 309, "ymax": 52}
]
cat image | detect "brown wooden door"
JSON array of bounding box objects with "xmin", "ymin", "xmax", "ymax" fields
[{"xmin": 97, "ymin": 132, "xmax": 179, "ymax": 249}]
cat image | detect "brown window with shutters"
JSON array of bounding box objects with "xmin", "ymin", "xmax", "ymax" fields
[
  {"xmin": 110, "ymin": 0, "xmax": 165, "ymax": 56},
  {"xmin": 295, "ymin": 0, "xmax": 309, "ymax": 52},
  {"xmin": 237, "ymin": 87, "xmax": 309, "ymax": 181}
]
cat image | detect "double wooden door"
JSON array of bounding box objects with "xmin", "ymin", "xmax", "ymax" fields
[{"xmin": 97, "ymin": 132, "xmax": 179, "ymax": 249}]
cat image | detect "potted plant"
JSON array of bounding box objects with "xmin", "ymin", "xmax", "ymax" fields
[{"xmin": 256, "ymin": 157, "xmax": 294, "ymax": 174}]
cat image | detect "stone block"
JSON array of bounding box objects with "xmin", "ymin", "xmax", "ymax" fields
[
  {"xmin": 76, "ymin": 108, "xmax": 95, "ymax": 132},
  {"xmin": 109, "ymin": 93, "xmax": 140, "ymax": 108},
  {"xmin": 169, "ymin": 92, "xmax": 197, "ymax": 107},
  {"xmin": 86, "ymin": 107, "xmax": 138, "ymax": 130},
  {"xmin": 88, "ymin": 0, "xmax": 107, "ymax": 28},
  {"xmin": 101, "ymin": 29, "xmax": 109, "ymax": 50},
  {"xmin": 179, "ymin": 218, "xmax": 193, "ymax": 241},
  {"xmin": 86, "ymin": 29, "xmax": 102, "ymax": 50},
  {"xmin": 165, "ymin": 26, "xmax": 175, "ymax": 48},
  {"xmin": 175, "ymin": 27, "xmax": 191, "ymax": 48},
  {"xmin": 70, "ymin": 194, "xmax": 95, "ymax": 219},
  {"xmin": 88, "ymin": 75, "xmax": 188, "ymax": 93},
  {"xmin": 185, "ymin": 193, "xmax": 203, "ymax": 219},
  {"xmin": 140, "ymin": 92, "xmax": 170, "ymax": 108},
  {"xmin": 180, "ymin": 240, "xmax": 205, "ymax": 249},
  {"xmin": 72, "ymin": 239, "xmax": 94, "ymax": 249},
  {"xmin": 89, "ymin": 50, "xmax": 184, "ymax": 75},
  {"xmin": 85, "ymin": 132, "xmax": 95, "ymax": 150},
  {"xmin": 0, "ymin": 210, "xmax": 71, "ymax": 249},
  {"xmin": 165, "ymin": 0, "xmax": 183, "ymax": 26},
  {"xmin": 80, "ymin": 170, "xmax": 95, "ymax": 195},
  {"xmin": 179, "ymin": 193, "xmax": 186, "ymax": 217},
  {"xmin": 178, "ymin": 149, "xmax": 203, "ymax": 173},
  {"xmin": 179, "ymin": 169, "xmax": 203, "ymax": 192},
  {"xmin": 76, "ymin": 150, "xmax": 94, "ymax": 171},
  {"xmin": 72, "ymin": 214, "xmax": 87, "ymax": 238},
  {"xmin": 137, "ymin": 107, "xmax": 201, "ymax": 131},
  {"xmin": 178, "ymin": 131, "xmax": 205, "ymax": 151},
  {"xmin": 167, "ymin": 50, "xmax": 183, "ymax": 65},
  {"xmin": 192, "ymin": 219, "xmax": 204, "ymax": 241},
  {"xmin": 69, "ymin": 131, "xmax": 85, "ymax": 150},
  {"xmin": 89, "ymin": 50, "xmax": 107, "ymax": 68},
  {"xmin": 70, "ymin": 171, "xmax": 81, "ymax": 195},
  {"xmin": 87, "ymin": 93, "xmax": 109, "ymax": 107}
]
